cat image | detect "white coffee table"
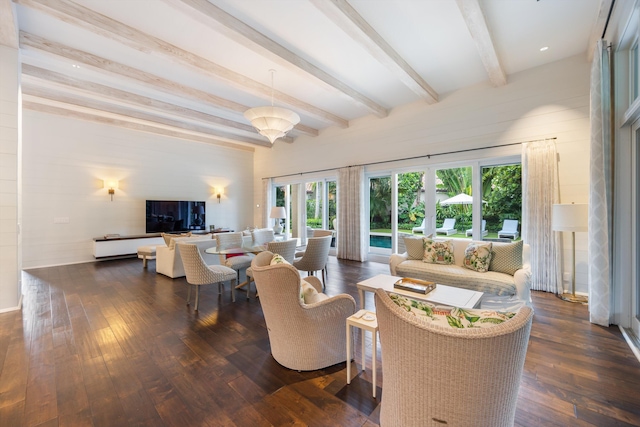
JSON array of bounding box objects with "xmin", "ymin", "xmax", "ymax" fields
[{"xmin": 356, "ymin": 274, "xmax": 483, "ymax": 310}]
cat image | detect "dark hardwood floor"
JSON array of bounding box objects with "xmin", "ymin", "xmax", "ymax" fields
[{"xmin": 1, "ymin": 256, "xmax": 639, "ymax": 427}]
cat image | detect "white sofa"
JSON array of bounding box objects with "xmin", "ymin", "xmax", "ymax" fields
[
  {"xmin": 390, "ymin": 237, "xmax": 531, "ymax": 304},
  {"xmin": 156, "ymin": 235, "xmax": 218, "ymax": 278}
]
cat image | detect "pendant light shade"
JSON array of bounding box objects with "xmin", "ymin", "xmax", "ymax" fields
[
  {"xmin": 244, "ymin": 69, "xmax": 300, "ymax": 144},
  {"xmin": 244, "ymin": 106, "xmax": 300, "ymax": 144}
]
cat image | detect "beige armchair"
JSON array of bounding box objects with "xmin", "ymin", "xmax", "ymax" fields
[
  {"xmin": 293, "ymin": 235, "xmax": 332, "ymax": 286},
  {"xmin": 251, "ymin": 251, "xmax": 356, "ymax": 371},
  {"xmin": 374, "ymin": 288, "xmax": 533, "ymax": 427},
  {"xmin": 180, "ymin": 244, "xmax": 237, "ymax": 310}
]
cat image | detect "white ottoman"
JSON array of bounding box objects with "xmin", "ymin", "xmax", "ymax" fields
[{"xmin": 137, "ymin": 245, "xmax": 157, "ymax": 268}]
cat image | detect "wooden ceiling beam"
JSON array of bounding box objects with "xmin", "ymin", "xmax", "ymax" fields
[
  {"xmin": 21, "ymin": 64, "xmax": 311, "ymax": 140},
  {"xmin": 15, "ymin": 0, "xmax": 347, "ymax": 128},
  {"xmin": 22, "ymin": 83, "xmax": 274, "ymax": 147},
  {"xmin": 455, "ymin": 0, "xmax": 507, "ymax": 87},
  {"xmin": 310, "ymin": 0, "xmax": 438, "ymax": 104},
  {"xmin": 0, "ymin": 0, "xmax": 18, "ymax": 48},
  {"xmin": 166, "ymin": 0, "xmax": 388, "ymax": 118},
  {"xmin": 19, "ymin": 33, "xmax": 319, "ymax": 141},
  {"xmin": 22, "ymin": 100, "xmax": 256, "ymax": 152}
]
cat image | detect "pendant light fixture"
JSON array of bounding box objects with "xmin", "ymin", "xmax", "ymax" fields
[{"xmin": 244, "ymin": 69, "xmax": 300, "ymax": 144}]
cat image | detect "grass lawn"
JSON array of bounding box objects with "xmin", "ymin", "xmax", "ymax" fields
[{"xmin": 369, "ymin": 229, "xmax": 520, "ymax": 241}]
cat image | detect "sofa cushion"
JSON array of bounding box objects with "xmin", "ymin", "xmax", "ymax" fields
[
  {"xmin": 395, "ymin": 260, "xmax": 518, "ymax": 296},
  {"xmin": 403, "ymin": 235, "xmax": 425, "ymax": 260},
  {"xmin": 388, "ymin": 292, "xmax": 517, "ymax": 329},
  {"xmin": 490, "ymin": 240, "xmax": 523, "ymax": 275},
  {"xmin": 423, "ymin": 238, "xmax": 454, "ymax": 265},
  {"xmin": 463, "ymin": 242, "xmax": 493, "ymax": 273}
]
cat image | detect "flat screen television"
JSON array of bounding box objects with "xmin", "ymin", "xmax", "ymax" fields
[{"xmin": 146, "ymin": 200, "xmax": 206, "ymax": 233}]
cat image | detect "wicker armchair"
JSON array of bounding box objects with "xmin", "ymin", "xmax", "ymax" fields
[
  {"xmin": 251, "ymin": 251, "xmax": 356, "ymax": 371},
  {"xmin": 374, "ymin": 288, "xmax": 533, "ymax": 427},
  {"xmin": 292, "ymin": 235, "xmax": 332, "ymax": 286},
  {"xmin": 241, "ymin": 239, "xmax": 298, "ymax": 299},
  {"xmin": 180, "ymin": 244, "xmax": 237, "ymax": 310}
]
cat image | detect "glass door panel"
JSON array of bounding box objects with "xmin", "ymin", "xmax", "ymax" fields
[
  {"xmin": 435, "ymin": 166, "xmax": 472, "ymax": 238},
  {"xmin": 397, "ymin": 171, "xmax": 425, "ymax": 252},
  {"xmin": 369, "ymin": 176, "xmax": 392, "ymax": 255},
  {"xmin": 305, "ymin": 181, "xmax": 324, "ymax": 236},
  {"xmin": 327, "ymin": 180, "xmax": 337, "ymax": 249},
  {"xmin": 480, "ymin": 164, "xmax": 522, "ymax": 241}
]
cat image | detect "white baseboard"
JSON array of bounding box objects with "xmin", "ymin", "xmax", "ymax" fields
[
  {"xmin": 620, "ymin": 326, "xmax": 640, "ymax": 364},
  {"xmin": 0, "ymin": 294, "xmax": 23, "ymax": 313}
]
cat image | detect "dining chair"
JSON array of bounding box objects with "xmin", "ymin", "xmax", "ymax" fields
[
  {"xmin": 180, "ymin": 244, "xmax": 237, "ymax": 310},
  {"xmin": 215, "ymin": 232, "xmax": 255, "ymax": 283},
  {"xmin": 292, "ymin": 235, "xmax": 332, "ymax": 287},
  {"xmin": 251, "ymin": 228, "xmax": 275, "ymax": 245},
  {"xmin": 240, "ymin": 238, "xmax": 298, "ymax": 299}
]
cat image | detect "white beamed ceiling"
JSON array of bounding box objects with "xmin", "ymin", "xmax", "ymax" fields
[{"xmin": 11, "ymin": 0, "xmax": 606, "ymax": 149}]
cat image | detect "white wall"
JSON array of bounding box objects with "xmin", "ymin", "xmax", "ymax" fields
[
  {"xmin": 0, "ymin": 44, "xmax": 21, "ymax": 311},
  {"xmin": 254, "ymin": 54, "xmax": 592, "ymax": 293},
  {"xmin": 22, "ymin": 112, "xmax": 254, "ymax": 268}
]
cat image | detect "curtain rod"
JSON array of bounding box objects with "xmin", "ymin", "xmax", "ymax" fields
[{"xmin": 262, "ymin": 137, "xmax": 556, "ymax": 180}]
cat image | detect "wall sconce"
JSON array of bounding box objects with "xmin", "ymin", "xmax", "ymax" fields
[
  {"xmin": 104, "ymin": 180, "xmax": 118, "ymax": 201},
  {"xmin": 215, "ymin": 187, "xmax": 224, "ymax": 203}
]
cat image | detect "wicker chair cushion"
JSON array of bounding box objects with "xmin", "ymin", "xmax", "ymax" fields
[
  {"xmin": 462, "ymin": 242, "xmax": 493, "ymax": 273},
  {"xmin": 389, "ymin": 292, "xmax": 517, "ymax": 329}
]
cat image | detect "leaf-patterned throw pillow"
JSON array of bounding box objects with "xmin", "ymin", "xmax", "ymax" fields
[
  {"xmin": 423, "ymin": 238, "xmax": 455, "ymax": 265},
  {"xmin": 463, "ymin": 242, "xmax": 493, "ymax": 272},
  {"xmin": 389, "ymin": 293, "xmax": 516, "ymax": 329},
  {"xmin": 270, "ymin": 253, "xmax": 290, "ymax": 265}
]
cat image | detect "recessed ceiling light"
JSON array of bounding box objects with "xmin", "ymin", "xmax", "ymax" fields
[
  {"xmin": 540, "ymin": 46, "xmax": 549, "ymax": 52},
  {"xmin": 72, "ymin": 64, "xmax": 80, "ymax": 68}
]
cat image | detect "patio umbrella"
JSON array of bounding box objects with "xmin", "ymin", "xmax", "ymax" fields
[{"xmin": 440, "ymin": 193, "xmax": 487, "ymax": 206}]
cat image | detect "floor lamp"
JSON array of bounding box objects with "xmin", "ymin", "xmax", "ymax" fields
[{"xmin": 552, "ymin": 203, "xmax": 588, "ymax": 304}]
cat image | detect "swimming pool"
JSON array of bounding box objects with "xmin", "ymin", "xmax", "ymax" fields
[{"xmin": 370, "ymin": 235, "xmax": 391, "ymax": 248}]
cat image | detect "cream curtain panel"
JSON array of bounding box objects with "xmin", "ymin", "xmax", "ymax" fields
[
  {"xmin": 522, "ymin": 139, "xmax": 561, "ymax": 293},
  {"xmin": 337, "ymin": 166, "xmax": 367, "ymax": 262},
  {"xmin": 588, "ymin": 39, "xmax": 612, "ymax": 327}
]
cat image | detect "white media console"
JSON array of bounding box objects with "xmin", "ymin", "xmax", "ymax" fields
[{"xmin": 93, "ymin": 234, "xmax": 164, "ymax": 258}]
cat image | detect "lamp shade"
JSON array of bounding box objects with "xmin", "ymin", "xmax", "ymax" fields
[
  {"xmin": 552, "ymin": 203, "xmax": 588, "ymax": 232},
  {"xmin": 196, "ymin": 205, "xmax": 205, "ymax": 215},
  {"xmin": 244, "ymin": 106, "xmax": 300, "ymax": 143},
  {"xmin": 270, "ymin": 206, "xmax": 286, "ymax": 219}
]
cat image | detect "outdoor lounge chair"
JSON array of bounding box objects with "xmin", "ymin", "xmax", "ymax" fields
[
  {"xmin": 412, "ymin": 218, "xmax": 426, "ymax": 234},
  {"xmin": 466, "ymin": 219, "xmax": 488, "ymax": 237},
  {"xmin": 435, "ymin": 218, "xmax": 456, "ymax": 235},
  {"xmin": 498, "ymin": 219, "xmax": 519, "ymax": 239}
]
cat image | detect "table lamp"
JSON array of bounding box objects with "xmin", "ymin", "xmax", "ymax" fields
[
  {"xmin": 552, "ymin": 203, "xmax": 588, "ymax": 303},
  {"xmin": 270, "ymin": 206, "xmax": 286, "ymax": 234}
]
